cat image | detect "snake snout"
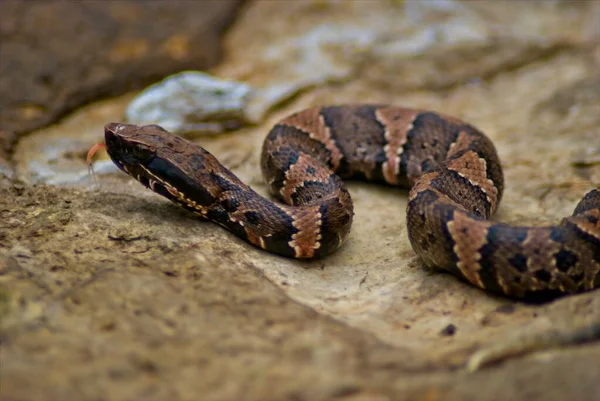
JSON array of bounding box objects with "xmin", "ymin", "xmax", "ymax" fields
[
  {"xmin": 104, "ymin": 122, "xmax": 140, "ymax": 139},
  {"xmin": 105, "ymin": 122, "xmax": 124, "ymax": 134}
]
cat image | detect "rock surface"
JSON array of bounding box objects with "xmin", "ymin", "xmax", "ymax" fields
[
  {"xmin": 2, "ymin": 1, "xmax": 600, "ymax": 400},
  {"xmin": 0, "ymin": 0, "xmax": 244, "ymax": 136}
]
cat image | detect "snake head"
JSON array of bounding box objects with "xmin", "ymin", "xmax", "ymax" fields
[
  {"xmin": 104, "ymin": 123, "xmax": 159, "ymax": 171},
  {"xmin": 104, "ymin": 122, "xmax": 215, "ymax": 207},
  {"xmin": 104, "ymin": 123, "xmax": 170, "ymax": 193}
]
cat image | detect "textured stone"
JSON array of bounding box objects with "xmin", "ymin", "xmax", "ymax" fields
[{"xmin": 3, "ymin": 1, "xmax": 600, "ymax": 400}]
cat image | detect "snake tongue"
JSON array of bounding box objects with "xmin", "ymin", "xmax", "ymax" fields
[{"xmin": 86, "ymin": 143, "xmax": 107, "ymax": 166}]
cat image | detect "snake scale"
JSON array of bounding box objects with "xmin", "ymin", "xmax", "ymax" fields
[{"xmin": 97, "ymin": 105, "xmax": 600, "ymax": 298}]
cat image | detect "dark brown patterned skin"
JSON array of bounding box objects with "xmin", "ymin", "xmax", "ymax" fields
[{"xmin": 102, "ymin": 105, "xmax": 600, "ymax": 298}]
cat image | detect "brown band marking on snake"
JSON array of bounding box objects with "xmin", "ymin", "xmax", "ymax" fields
[{"xmin": 94, "ymin": 106, "xmax": 600, "ymax": 298}]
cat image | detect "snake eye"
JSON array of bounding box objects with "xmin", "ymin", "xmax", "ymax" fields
[{"xmin": 131, "ymin": 143, "xmax": 155, "ymax": 163}]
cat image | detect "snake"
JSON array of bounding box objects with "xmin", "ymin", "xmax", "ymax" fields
[{"xmin": 90, "ymin": 105, "xmax": 600, "ymax": 298}]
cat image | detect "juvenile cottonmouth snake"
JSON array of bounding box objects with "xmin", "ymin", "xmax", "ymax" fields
[{"xmin": 95, "ymin": 105, "xmax": 600, "ymax": 298}]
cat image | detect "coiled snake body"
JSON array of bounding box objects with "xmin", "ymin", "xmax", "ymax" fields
[{"xmin": 101, "ymin": 105, "xmax": 600, "ymax": 298}]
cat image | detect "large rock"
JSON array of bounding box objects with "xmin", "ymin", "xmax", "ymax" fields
[{"xmin": 0, "ymin": 0, "xmax": 244, "ymax": 136}]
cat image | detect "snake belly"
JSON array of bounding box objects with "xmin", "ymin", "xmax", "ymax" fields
[{"xmin": 102, "ymin": 105, "xmax": 600, "ymax": 298}]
